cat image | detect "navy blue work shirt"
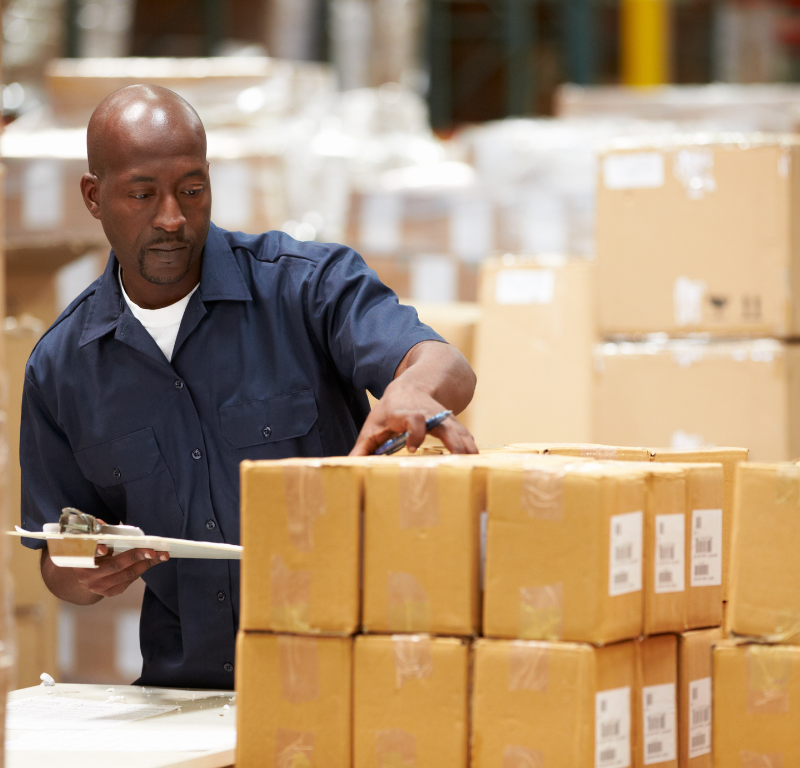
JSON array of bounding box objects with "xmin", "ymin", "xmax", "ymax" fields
[{"xmin": 20, "ymin": 223, "xmax": 444, "ymax": 689}]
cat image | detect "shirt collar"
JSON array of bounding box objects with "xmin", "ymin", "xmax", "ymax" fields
[{"xmin": 79, "ymin": 222, "xmax": 252, "ymax": 347}]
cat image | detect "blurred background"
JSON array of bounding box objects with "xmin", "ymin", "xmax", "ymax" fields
[{"xmin": 3, "ymin": 0, "xmax": 800, "ymax": 690}]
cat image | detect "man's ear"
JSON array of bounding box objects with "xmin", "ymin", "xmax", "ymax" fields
[{"xmin": 80, "ymin": 173, "xmax": 101, "ymax": 220}]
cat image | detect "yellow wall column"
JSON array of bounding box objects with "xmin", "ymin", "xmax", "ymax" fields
[{"xmin": 621, "ymin": 0, "xmax": 670, "ymax": 86}]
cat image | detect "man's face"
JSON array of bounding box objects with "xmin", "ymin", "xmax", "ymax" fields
[{"xmin": 89, "ymin": 134, "xmax": 211, "ymax": 288}]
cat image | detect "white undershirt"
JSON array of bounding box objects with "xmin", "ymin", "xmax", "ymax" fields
[{"xmin": 118, "ymin": 269, "xmax": 199, "ymax": 362}]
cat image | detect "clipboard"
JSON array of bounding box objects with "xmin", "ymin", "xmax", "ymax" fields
[{"xmin": 9, "ymin": 509, "xmax": 242, "ymax": 568}]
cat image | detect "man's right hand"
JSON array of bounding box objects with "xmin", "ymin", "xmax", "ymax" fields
[{"xmin": 41, "ymin": 544, "xmax": 169, "ymax": 605}]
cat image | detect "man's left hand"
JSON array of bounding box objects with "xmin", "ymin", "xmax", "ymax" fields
[{"xmin": 349, "ymin": 340, "xmax": 479, "ymax": 456}]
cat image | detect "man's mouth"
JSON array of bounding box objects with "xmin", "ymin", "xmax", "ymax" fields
[{"xmin": 150, "ymin": 244, "xmax": 187, "ymax": 253}]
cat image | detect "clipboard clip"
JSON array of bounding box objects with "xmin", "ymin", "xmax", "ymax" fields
[{"xmin": 59, "ymin": 508, "xmax": 102, "ymax": 535}]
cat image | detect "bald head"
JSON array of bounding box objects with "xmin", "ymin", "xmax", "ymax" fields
[{"xmin": 87, "ymin": 84, "xmax": 206, "ymax": 178}]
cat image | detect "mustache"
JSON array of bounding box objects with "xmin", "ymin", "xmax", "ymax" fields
[{"xmin": 145, "ymin": 237, "xmax": 189, "ymax": 248}]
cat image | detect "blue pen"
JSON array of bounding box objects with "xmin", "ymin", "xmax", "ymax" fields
[{"xmin": 374, "ymin": 410, "xmax": 453, "ymax": 456}]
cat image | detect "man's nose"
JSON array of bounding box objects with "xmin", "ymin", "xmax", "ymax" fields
[{"xmin": 152, "ymin": 193, "xmax": 186, "ymax": 232}]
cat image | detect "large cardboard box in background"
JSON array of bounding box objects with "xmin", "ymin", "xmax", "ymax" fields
[
  {"xmin": 635, "ymin": 634, "xmax": 678, "ymax": 768},
  {"xmin": 678, "ymin": 628, "xmax": 723, "ymax": 768},
  {"xmin": 483, "ymin": 459, "xmax": 646, "ymax": 644},
  {"xmin": 353, "ymin": 634, "xmax": 469, "ymax": 768},
  {"xmin": 236, "ymin": 632, "xmax": 352, "ymax": 768},
  {"xmin": 471, "ymin": 638, "xmax": 638, "ymax": 768},
  {"xmin": 712, "ymin": 642, "xmax": 800, "ymax": 766},
  {"xmin": 239, "ymin": 458, "xmax": 363, "ymax": 634},
  {"xmin": 594, "ymin": 339, "xmax": 800, "ymax": 462},
  {"xmin": 362, "ymin": 459, "xmax": 481, "ymax": 635},
  {"xmin": 471, "ymin": 256, "xmax": 596, "ymax": 446},
  {"xmin": 651, "ymin": 447, "xmax": 748, "ymax": 600},
  {"xmin": 597, "ymin": 136, "xmax": 800, "ymax": 337},
  {"xmin": 727, "ymin": 463, "xmax": 800, "ymax": 643}
]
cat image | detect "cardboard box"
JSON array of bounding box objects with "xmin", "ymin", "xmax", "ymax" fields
[
  {"xmin": 483, "ymin": 458, "xmax": 646, "ymax": 644},
  {"xmin": 643, "ymin": 466, "xmax": 688, "ymax": 635},
  {"xmin": 713, "ymin": 641, "xmax": 800, "ymax": 766},
  {"xmin": 727, "ymin": 463, "xmax": 800, "ymax": 643},
  {"xmin": 636, "ymin": 634, "xmax": 678, "ymax": 768},
  {"xmin": 362, "ymin": 458, "xmax": 481, "ymax": 635},
  {"xmin": 507, "ymin": 443, "xmax": 652, "ymax": 461},
  {"xmin": 651, "ymin": 447, "xmax": 748, "ymax": 600},
  {"xmin": 597, "ymin": 136, "xmax": 800, "ymax": 337},
  {"xmin": 678, "ymin": 628, "xmax": 723, "ymax": 767},
  {"xmin": 471, "ymin": 256, "xmax": 596, "ymax": 446},
  {"xmin": 239, "ymin": 458, "xmax": 363, "ymax": 634},
  {"xmin": 353, "ymin": 634, "xmax": 469, "ymax": 768},
  {"xmin": 594, "ymin": 339, "xmax": 800, "ymax": 462},
  {"xmin": 14, "ymin": 607, "xmax": 58, "ymax": 690},
  {"xmin": 471, "ymin": 638, "xmax": 638, "ymax": 768},
  {"xmin": 236, "ymin": 632, "xmax": 352, "ymax": 768}
]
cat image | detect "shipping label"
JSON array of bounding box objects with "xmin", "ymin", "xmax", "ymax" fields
[
  {"xmin": 494, "ymin": 269, "xmax": 555, "ymax": 305},
  {"xmin": 691, "ymin": 509, "xmax": 722, "ymax": 587},
  {"xmin": 688, "ymin": 677, "xmax": 712, "ymax": 758},
  {"xmin": 609, "ymin": 512, "xmax": 643, "ymax": 597},
  {"xmin": 602, "ymin": 152, "xmax": 664, "ymax": 190},
  {"xmin": 595, "ymin": 686, "xmax": 631, "ymax": 768},
  {"xmin": 654, "ymin": 514, "xmax": 685, "ymax": 594},
  {"xmin": 642, "ymin": 683, "xmax": 677, "ymax": 765}
]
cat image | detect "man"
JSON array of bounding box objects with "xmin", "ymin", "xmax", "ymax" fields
[{"xmin": 20, "ymin": 85, "xmax": 477, "ymax": 689}]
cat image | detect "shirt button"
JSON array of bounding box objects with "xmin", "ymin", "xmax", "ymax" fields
[
  {"xmin": 217, "ymin": 590, "xmax": 226, "ymax": 602},
  {"xmin": 262, "ymin": 426, "xmax": 272, "ymax": 438},
  {"xmin": 223, "ymin": 662, "xmax": 233, "ymax": 673},
  {"xmin": 112, "ymin": 468, "xmax": 121, "ymax": 479},
  {"xmin": 174, "ymin": 379, "xmax": 184, "ymax": 390},
  {"xmin": 205, "ymin": 519, "xmax": 216, "ymax": 531},
  {"xmin": 191, "ymin": 448, "xmax": 202, "ymax": 460}
]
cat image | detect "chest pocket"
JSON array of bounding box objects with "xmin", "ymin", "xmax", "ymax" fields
[
  {"xmin": 219, "ymin": 389, "xmax": 318, "ymax": 449},
  {"xmin": 73, "ymin": 427, "xmax": 184, "ymax": 536},
  {"xmin": 74, "ymin": 428, "xmax": 161, "ymax": 487}
]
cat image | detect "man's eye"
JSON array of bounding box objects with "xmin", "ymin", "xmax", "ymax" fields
[
  {"xmin": 132, "ymin": 193, "xmax": 150, "ymax": 200},
  {"xmin": 185, "ymin": 188, "xmax": 203, "ymax": 196}
]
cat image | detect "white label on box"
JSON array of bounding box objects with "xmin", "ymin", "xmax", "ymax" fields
[
  {"xmin": 520, "ymin": 191, "xmax": 567, "ymax": 254},
  {"xmin": 688, "ymin": 677, "xmax": 712, "ymax": 758},
  {"xmin": 673, "ymin": 276, "xmax": 706, "ymax": 326},
  {"xmin": 602, "ymin": 153, "xmax": 664, "ymax": 190},
  {"xmin": 595, "ymin": 687, "xmax": 631, "ymax": 768},
  {"xmin": 691, "ymin": 509, "xmax": 722, "ymax": 587},
  {"xmin": 360, "ymin": 192, "xmax": 402, "ymax": 253},
  {"xmin": 449, "ymin": 198, "xmax": 493, "ymax": 262},
  {"xmin": 495, "ymin": 269, "xmax": 555, "ymax": 305},
  {"xmin": 411, "ymin": 254, "xmax": 457, "ymax": 303},
  {"xmin": 642, "ymin": 683, "xmax": 676, "ymax": 765},
  {"xmin": 210, "ymin": 161, "xmax": 253, "ymax": 230},
  {"xmin": 654, "ymin": 514, "xmax": 685, "ymax": 594},
  {"xmin": 670, "ymin": 430, "xmax": 704, "ymax": 449},
  {"xmin": 609, "ymin": 511, "xmax": 643, "ymax": 597},
  {"xmin": 23, "ymin": 160, "xmax": 64, "ymax": 230}
]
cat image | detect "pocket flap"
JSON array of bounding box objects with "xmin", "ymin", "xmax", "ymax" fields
[
  {"xmin": 219, "ymin": 389, "xmax": 318, "ymax": 449},
  {"xmin": 74, "ymin": 428, "xmax": 161, "ymax": 487}
]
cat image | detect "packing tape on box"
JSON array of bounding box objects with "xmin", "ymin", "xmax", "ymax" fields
[
  {"xmin": 275, "ymin": 729, "xmax": 314, "ymax": 768},
  {"xmin": 740, "ymin": 751, "xmax": 785, "ymax": 768},
  {"xmin": 775, "ymin": 464, "xmax": 800, "ymax": 507},
  {"xmin": 283, "ymin": 463, "xmax": 326, "ymax": 552},
  {"xmin": 508, "ymin": 641, "xmax": 549, "ymax": 693},
  {"xmin": 398, "ymin": 461, "xmax": 439, "ymax": 529},
  {"xmin": 278, "ymin": 636, "xmax": 320, "ymax": 705},
  {"xmin": 387, "ymin": 572, "xmax": 430, "ymax": 632},
  {"xmin": 270, "ymin": 554, "xmax": 312, "ymax": 632},
  {"xmin": 519, "ymin": 583, "xmax": 563, "ymax": 641},
  {"xmin": 746, "ymin": 645, "xmax": 791, "ymax": 714},
  {"xmin": 503, "ymin": 745, "xmax": 544, "ymax": 768},
  {"xmin": 376, "ymin": 728, "xmax": 417, "ymax": 768},
  {"xmin": 392, "ymin": 634, "xmax": 434, "ymax": 689},
  {"xmin": 521, "ymin": 465, "xmax": 564, "ymax": 521}
]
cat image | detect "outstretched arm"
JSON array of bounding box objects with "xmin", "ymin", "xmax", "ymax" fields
[{"xmin": 350, "ymin": 340, "xmax": 478, "ymax": 456}]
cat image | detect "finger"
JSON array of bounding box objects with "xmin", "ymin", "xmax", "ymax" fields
[
  {"xmin": 97, "ymin": 548, "xmax": 158, "ymax": 574},
  {"xmin": 87, "ymin": 558, "xmax": 158, "ymax": 594},
  {"xmin": 431, "ymin": 420, "xmax": 465, "ymax": 455},
  {"xmin": 349, "ymin": 413, "xmax": 394, "ymax": 456},
  {"xmin": 404, "ymin": 413, "xmax": 427, "ymax": 453},
  {"xmin": 95, "ymin": 544, "xmax": 108, "ymax": 557}
]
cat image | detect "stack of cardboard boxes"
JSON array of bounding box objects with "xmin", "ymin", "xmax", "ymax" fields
[
  {"xmin": 594, "ymin": 134, "xmax": 800, "ymax": 461},
  {"xmin": 714, "ymin": 461, "xmax": 800, "ymax": 764},
  {"xmin": 235, "ymin": 445, "xmax": 748, "ymax": 766}
]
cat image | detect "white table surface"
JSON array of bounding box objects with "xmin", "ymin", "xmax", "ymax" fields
[{"xmin": 6, "ymin": 683, "xmax": 235, "ymax": 768}]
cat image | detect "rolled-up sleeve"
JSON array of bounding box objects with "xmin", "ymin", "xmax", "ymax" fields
[
  {"xmin": 305, "ymin": 246, "xmax": 446, "ymax": 398},
  {"xmin": 20, "ymin": 372, "xmax": 116, "ymax": 548}
]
